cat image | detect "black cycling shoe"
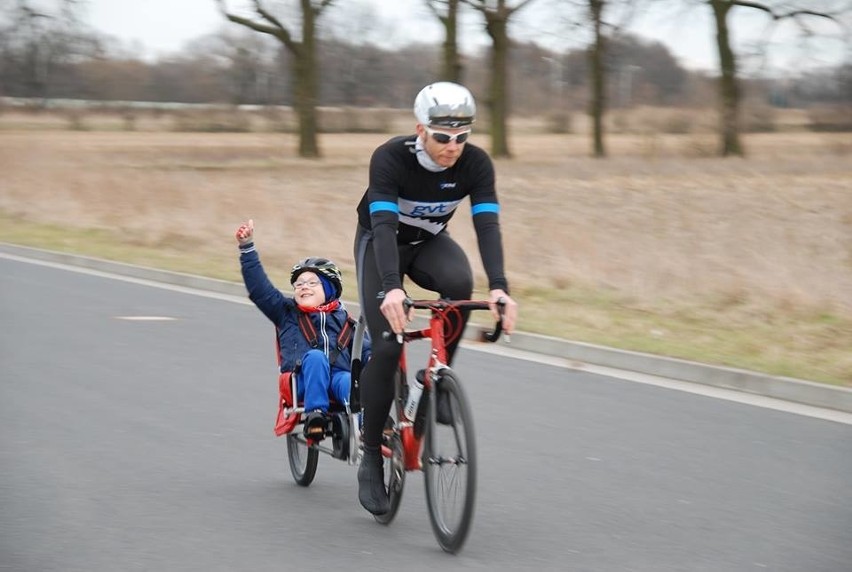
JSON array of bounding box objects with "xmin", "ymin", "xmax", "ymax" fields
[
  {"xmin": 303, "ymin": 410, "xmax": 327, "ymax": 441},
  {"xmin": 436, "ymin": 385, "xmax": 453, "ymax": 425},
  {"xmin": 413, "ymin": 370, "xmax": 430, "ymax": 436},
  {"xmin": 416, "ymin": 369, "xmax": 452, "ymax": 426},
  {"xmin": 330, "ymin": 413, "xmax": 349, "ymax": 460},
  {"xmin": 358, "ymin": 446, "xmax": 390, "ymax": 515}
]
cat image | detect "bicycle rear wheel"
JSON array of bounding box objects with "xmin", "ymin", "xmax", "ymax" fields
[
  {"xmin": 374, "ymin": 429, "xmax": 405, "ymax": 524},
  {"xmin": 375, "ymin": 367, "xmax": 406, "ymax": 524},
  {"xmin": 287, "ymin": 434, "xmax": 318, "ymax": 486},
  {"xmin": 422, "ymin": 369, "xmax": 477, "ymax": 553}
]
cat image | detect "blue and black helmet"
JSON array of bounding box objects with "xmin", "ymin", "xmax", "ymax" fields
[{"xmin": 290, "ymin": 257, "xmax": 343, "ymax": 300}]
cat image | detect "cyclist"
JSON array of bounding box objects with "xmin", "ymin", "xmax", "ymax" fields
[
  {"xmin": 353, "ymin": 81, "xmax": 518, "ymax": 515},
  {"xmin": 235, "ymin": 219, "xmax": 369, "ymax": 441}
]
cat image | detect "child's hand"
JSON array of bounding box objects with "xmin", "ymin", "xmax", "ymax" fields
[{"xmin": 235, "ymin": 219, "xmax": 254, "ymax": 246}]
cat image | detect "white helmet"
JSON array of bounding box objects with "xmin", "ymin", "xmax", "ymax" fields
[{"xmin": 413, "ymin": 82, "xmax": 476, "ymax": 128}]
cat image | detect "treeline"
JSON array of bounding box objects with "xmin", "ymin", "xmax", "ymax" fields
[{"xmin": 1, "ymin": 21, "xmax": 847, "ymax": 114}]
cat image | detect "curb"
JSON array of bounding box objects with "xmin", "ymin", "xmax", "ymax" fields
[{"xmin": 4, "ymin": 242, "xmax": 851, "ymax": 414}]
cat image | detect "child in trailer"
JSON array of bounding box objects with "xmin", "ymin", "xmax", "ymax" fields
[{"xmin": 235, "ymin": 219, "xmax": 369, "ymax": 440}]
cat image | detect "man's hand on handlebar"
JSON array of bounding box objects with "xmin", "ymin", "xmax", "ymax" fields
[
  {"xmin": 380, "ymin": 288, "xmax": 413, "ymax": 335},
  {"xmin": 488, "ymin": 289, "xmax": 517, "ymax": 335}
]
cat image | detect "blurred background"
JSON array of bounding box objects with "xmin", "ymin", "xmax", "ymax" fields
[{"xmin": 1, "ymin": 0, "xmax": 849, "ymax": 139}]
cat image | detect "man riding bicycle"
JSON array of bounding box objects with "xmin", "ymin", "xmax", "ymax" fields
[{"xmin": 353, "ymin": 81, "xmax": 518, "ymax": 515}]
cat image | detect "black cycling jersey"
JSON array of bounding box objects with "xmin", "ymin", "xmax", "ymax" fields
[{"xmin": 355, "ymin": 135, "xmax": 508, "ymax": 294}]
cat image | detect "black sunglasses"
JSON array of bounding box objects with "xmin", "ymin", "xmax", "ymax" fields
[{"xmin": 425, "ymin": 126, "xmax": 471, "ymax": 144}]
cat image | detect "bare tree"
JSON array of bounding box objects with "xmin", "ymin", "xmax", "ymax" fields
[
  {"xmin": 425, "ymin": 0, "xmax": 465, "ymax": 82},
  {"xmin": 588, "ymin": 0, "xmax": 607, "ymax": 156},
  {"xmin": 552, "ymin": 0, "xmax": 637, "ymax": 157},
  {"xmin": 0, "ymin": 0, "xmax": 97, "ymax": 99},
  {"xmin": 215, "ymin": 0, "xmax": 335, "ymax": 158},
  {"xmin": 701, "ymin": 0, "xmax": 846, "ymax": 156},
  {"xmin": 462, "ymin": 0, "xmax": 538, "ymax": 158},
  {"xmin": 185, "ymin": 31, "xmax": 278, "ymax": 105}
]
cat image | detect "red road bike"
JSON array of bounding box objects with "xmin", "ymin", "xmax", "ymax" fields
[{"xmin": 370, "ymin": 298, "xmax": 505, "ymax": 553}]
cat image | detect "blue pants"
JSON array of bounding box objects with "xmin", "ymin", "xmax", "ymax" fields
[{"xmin": 297, "ymin": 349, "xmax": 350, "ymax": 413}]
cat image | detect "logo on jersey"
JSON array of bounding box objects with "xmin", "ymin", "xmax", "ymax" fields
[
  {"xmin": 440, "ymin": 182, "xmax": 457, "ymax": 190},
  {"xmin": 411, "ymin": 204, "xmax": 449, "ymax": 216},
  {"xmin": 398, "ymin": 198, "xmax": 462, "ymax": 219}
]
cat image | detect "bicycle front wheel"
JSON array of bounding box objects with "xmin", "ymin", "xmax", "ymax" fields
[{"xmin": 422, "ymin": 369, "xmax": 477, "ymax": 553}]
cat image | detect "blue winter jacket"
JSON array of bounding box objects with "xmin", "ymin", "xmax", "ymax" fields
[{"xmin": 239, "ymin": 243, "xmax": 370, "ymax": 373}]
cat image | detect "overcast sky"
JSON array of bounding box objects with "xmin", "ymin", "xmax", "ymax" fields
[{"xmin": 82, "ymin": 0, "xmax": 848, "ymax": 74}]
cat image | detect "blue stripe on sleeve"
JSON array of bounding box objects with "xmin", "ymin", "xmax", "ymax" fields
[
  {"xmin": 471, "ymin": 203, "xmax": 500, "ymax": 215},
  {"xmin": 369, "ymin": 201, "xmax": 399, "ymax": 214}
]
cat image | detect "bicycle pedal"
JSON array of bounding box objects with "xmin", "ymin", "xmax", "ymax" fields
[
  {"xmin": 303, "ymin": 411, "xmax": 329, "ymax": 441},
  {"xmin": 305, "ymin": 427, "xmax": 325, "ymax": 440}
]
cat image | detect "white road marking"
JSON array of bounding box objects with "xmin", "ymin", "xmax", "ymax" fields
[
  {"xmin": 1, "ymin": 252, "xmax": 251, "ymax": 305},
  {"xmin": 468, "ymin": 341, "xmax": 852, "ymax": 426},
  {"xmin": 115, "ymin": 316, "xmax": 177, "ymax": 321}
]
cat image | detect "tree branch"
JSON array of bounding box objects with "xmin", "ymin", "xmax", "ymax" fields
[
  {"xmin": 459, "ymin": 0, "xmax": 484, "ymax": 12},
  {"xmin": 512, "ymin": 0, "xmax": 538, "ymax": 15},
  {"xmin": 215, "ymin": 0, "xmax": 295, "ymax": 49},
  {"xmin": 460, "ymin": 0, "xmax": 538, "ymax": 17},
  {"xmin": 252, "ymin": 0, "xmax": 287, "ymax": 30},
  {"xmin": 424, "ymin": 0, "xmax": 444, "ymax": 20},
  {"xmin": 732, "ymin": 0, "xmax": 839, "ymax": 23}
]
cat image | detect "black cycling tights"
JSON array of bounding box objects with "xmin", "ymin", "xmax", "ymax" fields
[{"xmin": 354, "ymin": 227, "xmax": 473, "ymax": 448}]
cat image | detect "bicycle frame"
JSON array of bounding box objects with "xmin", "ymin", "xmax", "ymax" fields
[{"xmin": 389, "ymin": 299, "xmax": 503, "ymax": 471}]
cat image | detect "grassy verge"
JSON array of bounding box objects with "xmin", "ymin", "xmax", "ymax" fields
[{"xmin": 3, "ymin": 212, "xmax": 850, "ymax": 387}]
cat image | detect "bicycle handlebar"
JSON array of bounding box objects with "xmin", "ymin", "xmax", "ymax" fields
[
  {"xmin": 479, "ymin": 306, "xmax": 503, "ymax": 343},
  {"xmin": 379, "ymin": 297, "xmax": 505, "ymax": 344}
]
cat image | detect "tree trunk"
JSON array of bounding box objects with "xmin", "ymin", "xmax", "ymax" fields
[
  {"xmin": 589, "ymin": 0, "xmax": 607, "ymax": 158},
  {"xmin": 710, "ymin": 0, "xmax": 744, "ymax": 157},
  {"xmin": 485, "ymin": 12, "xmax": 511, "ymax": 158},
  {"xmin": 441, "ymin": 0, "xmax": 463, "ymax": 82},
  {"xmin": 217, "ymin": 0, "xmax": 323, "ymax": 159},
  {"xmin": 294, "ymin": 3, "xmax": 320, "ymax": 158}
]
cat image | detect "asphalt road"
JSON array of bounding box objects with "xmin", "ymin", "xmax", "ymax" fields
[{"xmin": 2, "ymin": 257, "xmax": 851, "ymax": 572}]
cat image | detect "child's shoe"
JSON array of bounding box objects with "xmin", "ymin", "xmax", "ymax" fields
[{"xmin": 303, "ymin": 410, "xmax": 327, "ymax": 441}]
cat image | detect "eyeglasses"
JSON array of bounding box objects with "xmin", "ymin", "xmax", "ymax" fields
[
  {"xmin": 293, "ymin": 279, "xmax": 321, "ymax": 289},
  {"xmin": 425, "ymin": 126, "xmax": 471, "ymax": 145}
]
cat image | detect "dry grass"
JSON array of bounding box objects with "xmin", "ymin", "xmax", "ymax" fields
[{"xmin": 2, "ymin": 125, "xmax": 851, "ymax": 386}]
